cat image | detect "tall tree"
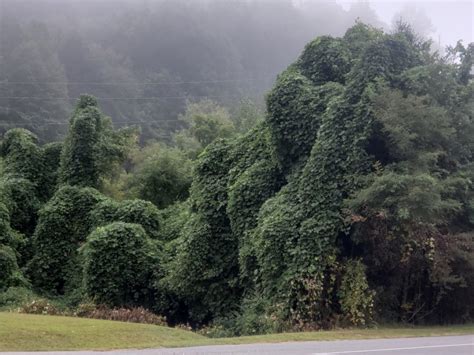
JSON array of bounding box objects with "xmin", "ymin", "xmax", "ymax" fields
[{"xmin": 59, "ymin": 95, "xmax": 136, "ymax": 189}]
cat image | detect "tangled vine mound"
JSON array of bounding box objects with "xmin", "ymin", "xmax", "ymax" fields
[{"xmin": 164, "ymin": 23, "xmax": 473, "ymax": 330}]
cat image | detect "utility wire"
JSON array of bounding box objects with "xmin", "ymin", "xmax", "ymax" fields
[
  {"xmin": 0, "ymin": 120, "xmax": 184, "ymax": 125},
  {"xmin": 0, "ymin": 77, "xmax": 270, "ymax": 86},
  {"xmin": 0, "ymin": 76, "xmax": 275, "ymax": 86},
  {"xmin": 0, "ymin": 94, "xmax": 258, "ymax": 100},
  {"xmin": 0, "ymin": 122, "xmax": 181, "ymax": 126}
]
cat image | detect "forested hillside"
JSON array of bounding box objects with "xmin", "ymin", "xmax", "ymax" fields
[
  {"xmin": 0, "ymin": 0, "xmax": 382, "ymax": 142},
  {"xmin": 0, "ymin": 21, "xmax": 473, "ymax": 335}
]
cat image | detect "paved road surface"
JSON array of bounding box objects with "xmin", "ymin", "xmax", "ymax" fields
[{"xmin": 3, "ymin": 335, "xmax": 473, "ymax": 355}]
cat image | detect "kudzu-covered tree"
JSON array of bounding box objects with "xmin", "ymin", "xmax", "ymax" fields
[
  {"xmin": 28, "ymin": 185, "xmax": 106, "ymax": 294},
  {"xmin": 0, "ymin": 177, "xmax": 40, "ymax": 236},
  {"xmin": 59, "ymin": 96, "xmax": 102, "ymax": 187},
  {"xmin": 0, "ymin": 128, "xmax": 43, "ymax": 183},
  {"xmin": 90, "ymin": 198, "xmax": 162, "ymax": 239},
  {"xmin": 0, "ymin": 202, "xmax": 23, "ymax": 252},
  {"xmin": 0, "ymin": 203, "xmax": 26, "ymax": 290},
  {"xmin": 28, "ymin": 185, "xmax": 164, "ymax": 298},
  {"xmin": 163, "ymin": 140, "xmax": 237, "ymax": 323},
  {"xmin": 41, "ymin": 142, "xmax": 63, "ymax": 200},
  {"xmin": 82, "ymin": 222, "xmax": 158, "ymax": 307},
  {"xmin": 0, "ymin": 128, "xmax": 63, "ymax": 203},
  {"xmin": 59, "ymin": 95, "xmax": 136, "ymax": 189},
  {"xmin": 266, "ymin": 67, "xmax": 343, "ymax": 168},
  {"xmin": 163, "ymin": 122, "xmax": 284, "ymax": 323},
  {"xmin": 163, "ymin": 22, "xmax": 473, "ymax": 329}
]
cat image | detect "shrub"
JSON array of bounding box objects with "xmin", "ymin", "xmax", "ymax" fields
[
  {"xmin": 19, "ymin": 299, "xmax": 61, "ymax": 315},
  {"xmin": 82, "ymin": 222, "xmax": 158, "ymax": 307},
  {"xmin": 75, "ymin": 304, "xmax": 166, "ymax": 325},
  {"xmin": 337, "ymin": 260, "xmax": 374, "ymax": 326},
  {"xmin": 199, "ymin": 297, "xmax": 282, "ymax": 337},
  {"xmin": 0, "ymin": 287, "xmax": 35, "ymax": 309}
]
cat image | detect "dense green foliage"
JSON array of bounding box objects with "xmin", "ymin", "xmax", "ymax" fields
[
  {"xmin": 59, "ymin": 97, "xmax": 103, "ymax": 187},
  {"xmin": 0, "ymin": 129, "xmax": 43, "ymax": 182},
  {"xmin": 90, "ymin": 199, "xmax": 161, "ymax": 240},
  {"xmin": 0, "ymin": 177, "xmax": 40, "ymax": 235},
  {"xmin": 125, "ymin": 145, "xmax": 193, "ymax": 209},
  {"xmin": 160, "ymin": 23, "xmax": 473, "ymax": 329},
  {"xmin": 28, "ymin": 185, "xmax": 106, "ymax": 294},
  {"xmin": 0, "ymin": 22, "xmax": 472, "ymax": 334},
  {"xmin": 59, "ymin": 95, "xmax": 136, "ymax": 189},
  {"xmin": 82, "ymin": 222, "xmax": 158, "ymax": 307}
]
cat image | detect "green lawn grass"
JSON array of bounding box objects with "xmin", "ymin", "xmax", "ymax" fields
[{"xmin": 1, "ymin": 312, "xmax": 473, "ymax": 351}]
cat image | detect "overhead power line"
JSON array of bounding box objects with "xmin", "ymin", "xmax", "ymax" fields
[
  {"xmin": 0, "ymin": 118, "xmax": 185, "ymax": 125},
  {"xmin": 0, "ymin": 94, "xmax": 259, "ymax": 100},
  {"xmin": 0, "ymin": 121, "xmax": 183, "ymax": 126},
  {"xmin": 0, "ymin": 76, "xmax": 275, "ymax": 86}
]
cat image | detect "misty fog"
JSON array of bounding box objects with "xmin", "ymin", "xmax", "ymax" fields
[{"xmin": 0, "ymin": 0, "xmax": 472, "ymax": 141}]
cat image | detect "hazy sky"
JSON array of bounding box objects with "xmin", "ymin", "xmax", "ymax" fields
[{"xmin": 335, "ymin": 0, "xmax": 473, "ymax": 46}]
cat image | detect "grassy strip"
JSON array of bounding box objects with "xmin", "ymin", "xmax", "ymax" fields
[
  {"xmin": 0, "ymin": 312, "xmax": 209, "ymax": 351},
  {"xmin": 213, "ymin": 324, "xmax": 474, "ymax": 345},
  {"xmin": 1, "ymin": 312, "xmax": 473, "ymax": 351}
]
